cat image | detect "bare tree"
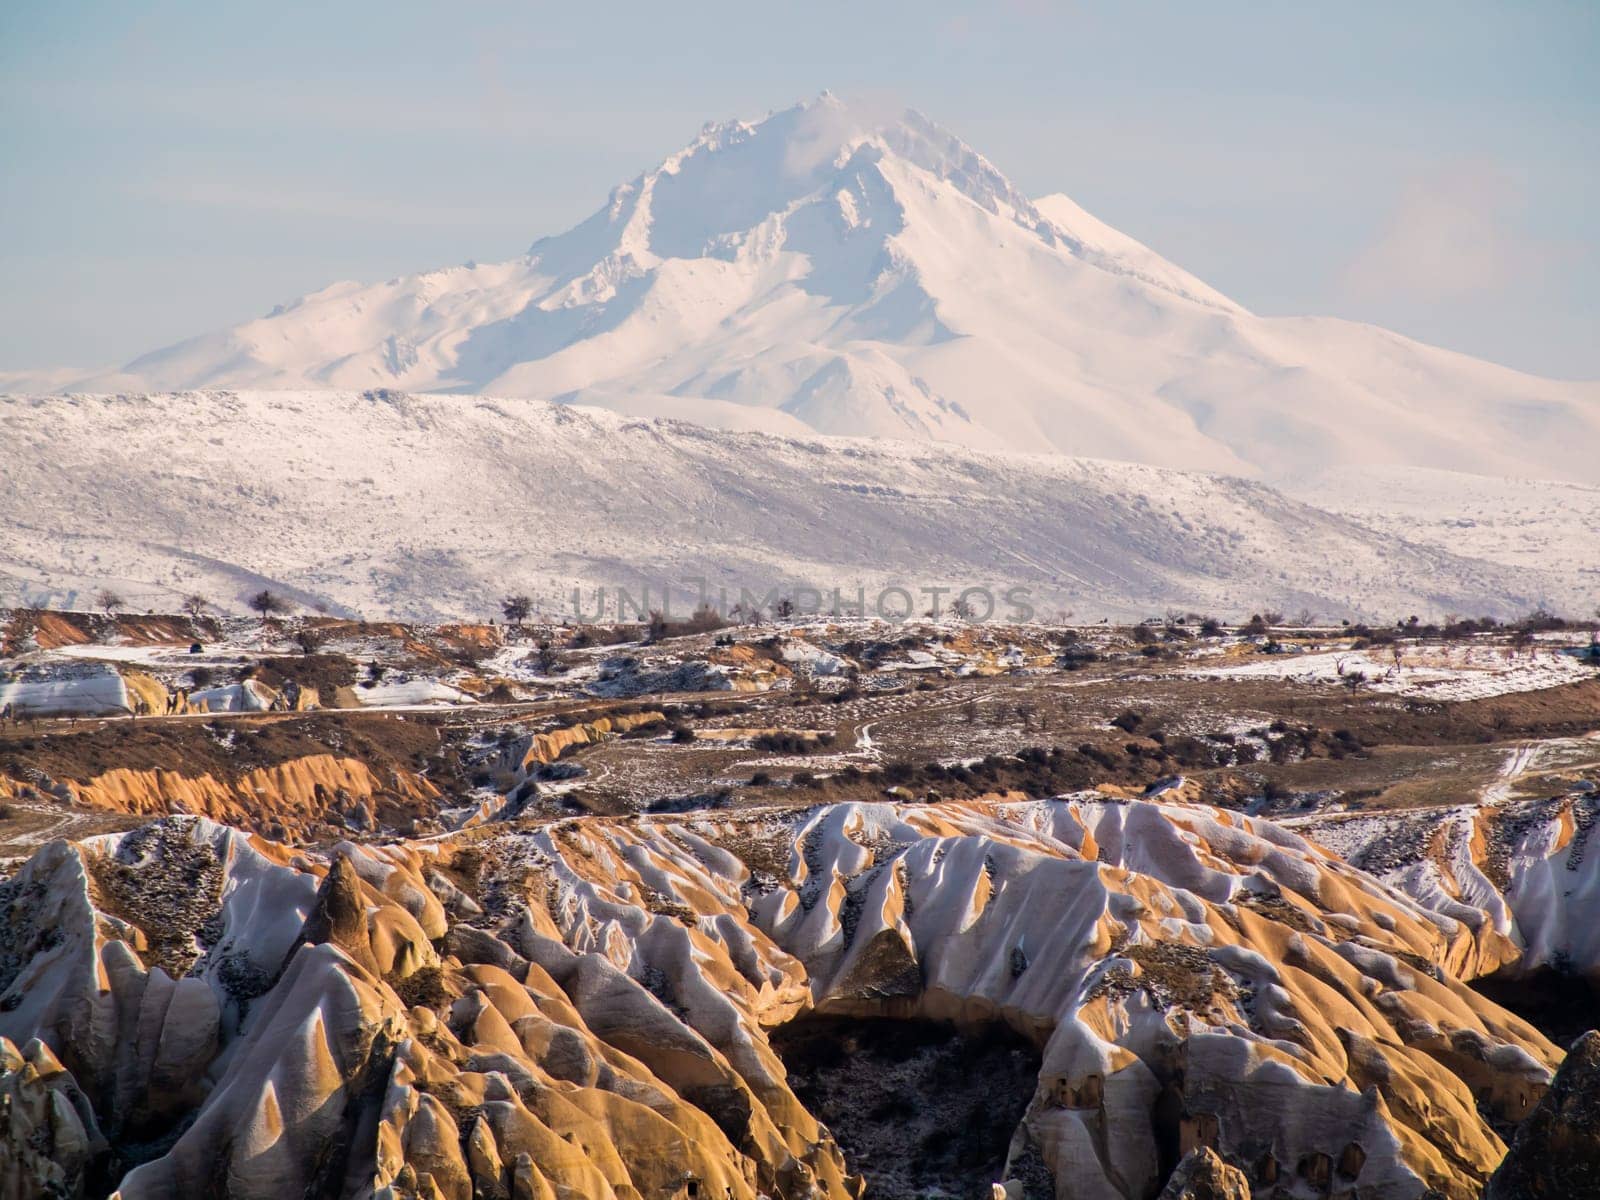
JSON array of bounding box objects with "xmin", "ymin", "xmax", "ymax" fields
[
  {"xmin": 500, "ymin": 595, "xmax": 533, "ymax": 628},
  {"xmin": 534, "ymin": 639, "xmax": 564, "ymax": 674},
  {"xmin": 771, "ymin": 597, "xmax": 796, "ymax": 620},
  {"xmin": 95, "ymin": 589, "xmax": 125, "ymax": 616},
  {"xmin": 249, "ymin": 589, "xmax": 292, "ymax": 621},
  {"xmin": 645, "ymin": 610, "xmax": 670, "ymax": 642},
  {"xmin": 683, "ymin": 603, "xmax": 726, "ymax": 634},
  {"xmin": 181, "ymin": 593, "xmax": 211, "ymax": 620},
  {"xmin": 789, "ymin": 664, "xmax": 818, "ymax": 699},
  {"xmin": 951, "ymin": 597, "xmax": 976, "ymax": 621},
  {"xmin": 730, "ymin": 602, "xmax": 764, "ymax": 627}
]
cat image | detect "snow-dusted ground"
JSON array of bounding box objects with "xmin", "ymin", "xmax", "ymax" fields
[
  {"xmin": 57, "ymin": 96, "xmax": 1600, "ymax": 490},
  {"xmin": 3, "ymin": 618, "xmax": 507, "ymax": 714},
  {"xmin": 1187, "ymin": 645, "xmax": 1595, "ymax": 701},
  {"xmin": 0, "ymin": 390, "xmax": 1562, "ymax": 623}
]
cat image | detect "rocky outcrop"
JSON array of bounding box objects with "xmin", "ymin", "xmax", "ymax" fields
[
  {"xmin": 0, "ymin": 610, "xmax": 206, "ymax": 654},
  {"xmin": 0, "ymin": 1036, "xmax": 107, "ymax": 1200},
  {"xmin": 0, "ymin": 753, "xmax": 441, "ymax": 841},
  {"xmin": 0, "ymin": 660, "xmax": 135, "ymax": 718},
  {"xmin": 296, "ymin": 854, "xmax": 383, "ymax": 972},
  {"xmin": 0, "ymin": 799, "xmax": 1570, "ymax": 1198},
  {"xmin": 588, "ymin": 657, "xmax": 754, "ymax": 698},
  {"xmin": 1157, "ymin": 1147, "xmax": 1251, "ymax": 1199},
  {"xmin": 1486, "ymin": 1030, "xmax": 1600, "ymax": 1199},
  {"xmin": 0, "ymin": 658, "xmax": 293, "ymax": 719},
  {"xmin": 490, "ymin": 711, "xmax": 666, "ymax": 787}
]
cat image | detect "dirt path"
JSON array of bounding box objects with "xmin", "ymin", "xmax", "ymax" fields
[
  {"xmin": 854, "ymin": 720, "xmax": 879, "ymax": 758},
  {"xmin": 0, "ymin": 805, "xmax": 141, "ymax": 870},
  {"xmin": 1482, "ymin": 742, "xmax": 1539, "ymax": 805}
]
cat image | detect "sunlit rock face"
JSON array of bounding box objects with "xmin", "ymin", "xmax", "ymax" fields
[
  {"xmin": 0, "ymin": 797, "xmax": 1571, "ymax": 1198},
  {"xmin": 1300, "ymin": 792, "xmax": 1600, "ymax": 984}
]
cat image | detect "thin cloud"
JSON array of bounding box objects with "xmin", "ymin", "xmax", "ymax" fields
[
  {"xmin": 121, "ymin": 176, "xmax": 535, "ymax": 230},
  {"xmin": 16, "ymin": 74, "xmax": 695, "ymax": 146},
  {"xmin": 1341, "ymin": 162, "xmax": 1540, "ymax": 301}
]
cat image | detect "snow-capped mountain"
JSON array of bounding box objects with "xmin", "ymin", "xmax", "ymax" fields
[
  {"xmin": 0, "ymin": 390, "xmax": 1572, "ymax": 622},
  {"xmin": 68, "ymin": 94, "xmax": 1600, "ymax": 485}
]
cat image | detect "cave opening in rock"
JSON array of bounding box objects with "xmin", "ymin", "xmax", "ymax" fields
[
  {"xmin": 1471, "ymin": 967, "xmax": 1600, "ymax": 1051},
  {"xmin": 770, "ymin": 1015, "xmax": 1044, "ymax": 1199}
]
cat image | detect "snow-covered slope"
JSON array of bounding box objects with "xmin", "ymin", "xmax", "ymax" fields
[
  {"xmin": 63, "ymin": 95, "xmax": 1600, "ymax": 485},
  {"xmin": 0, "ymin": 389, "xmax": 1565, "ymax": 622},
  {"xmin": 1295, "ymin": 466, "xmax": 1600, "ymax": 615}
]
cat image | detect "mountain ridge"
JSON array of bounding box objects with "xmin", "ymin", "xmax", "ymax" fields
[{"xmin": 49, "ymin": 94, "xmax": 1599, "ymax": 486}]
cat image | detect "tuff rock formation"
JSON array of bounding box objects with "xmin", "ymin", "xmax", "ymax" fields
[
  {"xmin": 0, "ymin": 753, "xmax": 441, "ymax": 842},
  {"xmin": 1156, "ymin": 1146, "xmax": 1251, "ymax": 1200},
  {"xmin": 1301, "ymin": 789, "xmax": 1600, "ymax": 980},
  {"xmin": 0, "ymin": 796, "xmax": 1579, "ymax": 1198}
]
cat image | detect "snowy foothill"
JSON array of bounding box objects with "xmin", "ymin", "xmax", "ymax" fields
[
  {"xmin": 1294, "ymin": 466, "xmax": 1600, "ymax": 615},
  {"xmin": 1, "ymin": 389, "xmax": 1575, "ymax": 624}
]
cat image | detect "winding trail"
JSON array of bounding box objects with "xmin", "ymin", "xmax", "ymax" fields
[
  {"xmin": 854, "ymin": 720, "xmax": 878, "ymax": 759},
  {"xmin": 1482, "ymin": 742, "xmax": 1539, "ymax": 805}
]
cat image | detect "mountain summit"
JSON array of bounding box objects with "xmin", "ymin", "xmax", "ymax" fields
[{"xmin": 74, "ymin": 95, "xmax": 1599, "ymax": 482}]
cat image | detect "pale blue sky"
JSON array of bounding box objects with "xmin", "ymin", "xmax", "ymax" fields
[{"xmin": 2, "ymin": 1, "xmax": 1596, "ymax": 378}]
